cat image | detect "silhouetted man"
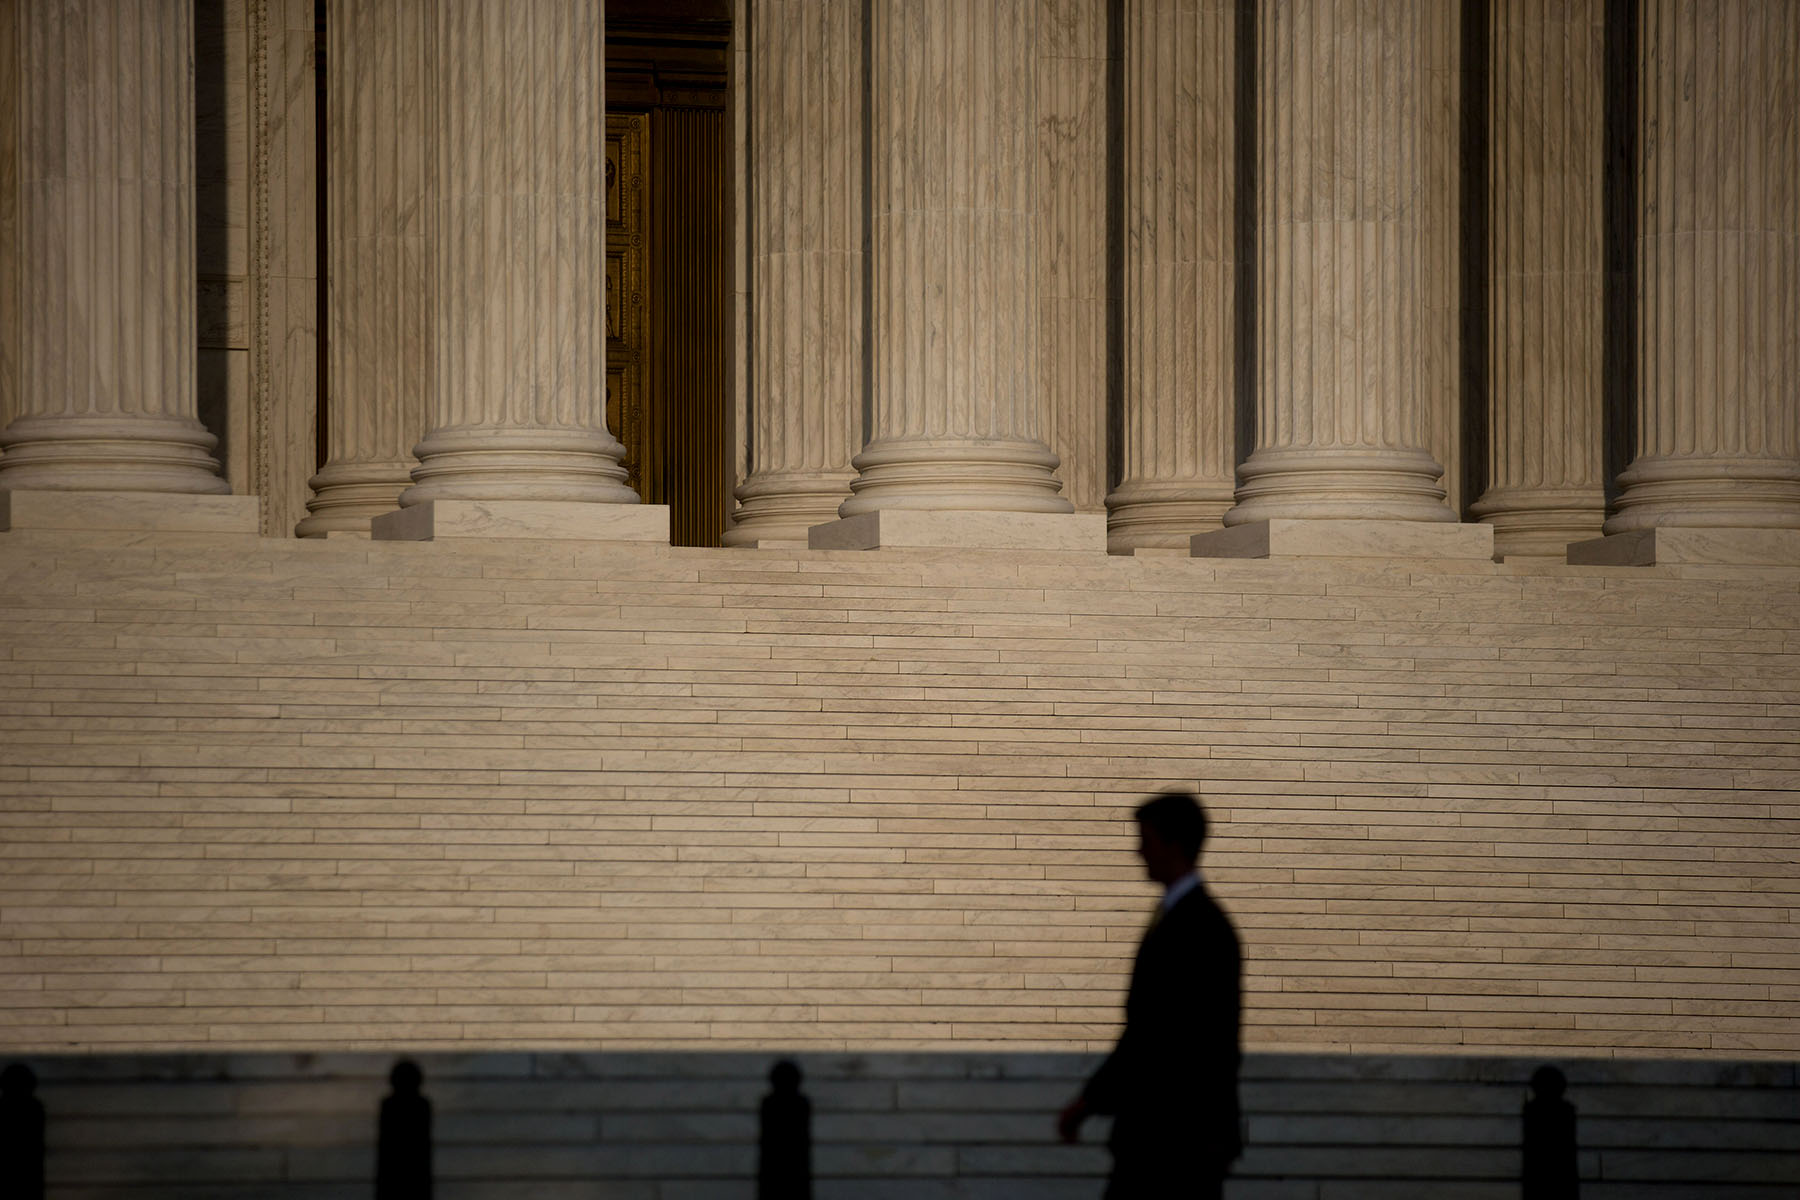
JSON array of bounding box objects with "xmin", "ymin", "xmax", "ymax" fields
[
  {"xmin": 758, "ymin": 1058, "xmax": 812, "ymax": 1200},
  {"xmin": 377, "ymin": 1059, "xmax": 432, "ymax": 1200},
  {"xmin": 0, "ymin": 1063, "xmax": 45, "ymax": 1200},
  {"xmin": 1058, "ymin": 791, "xmax": 1242, "ymax": 1199}
]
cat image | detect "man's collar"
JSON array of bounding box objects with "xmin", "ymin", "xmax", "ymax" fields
[{"xmin": 1160, "ymin": 869, "xmax": 1201, "ymax": 911}]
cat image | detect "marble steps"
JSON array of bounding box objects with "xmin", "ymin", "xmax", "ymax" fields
[
  {"xmin": 15, "ymin": 1050, "xmax": 1798, "ymax": 1198},
  {"xmin": 0, "ymin": 530, "xmax": 1796, "ymax": 1059}
]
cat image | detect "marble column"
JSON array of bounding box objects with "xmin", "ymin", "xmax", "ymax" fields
[
  {"xmin": 1418, "ymin": 0, "xmax": 1464, "ymax": 519},
  {"xmin": 1471, "ymin": 0, "xmax": 1608, "ymax": 559},
  {"xmin": 1575, "ymin": 0, "xmax": 1800, "ymax": 564},
  {"xmin": 723, "ymin": 0, "xmax": 861, "ymax": 549},
  {"xmin": 0, "ymin": 0, "xmax": 254, "ymax": 531},
  {"xmin": 0, "ymin": 0, "xmax": 16, "ymax": 444},
  {"xmin": 375, "ymin": 0, "xmax": 665, "ymax": 542},
  {"xmin": 1106, "ymin": 0, "xmax": 1240, "ymax": 553},
  {"xmin": 815, "ymin": 0, "xmax": 1101, "ymax": 551},
  {"xmin": 298, "ymin": 0, "xmax": 427, "ymax": 538},
  {"xmin": 1038, "ymin": 0, "xmax": 1110, "ymax": 518},
  {"xmin": 1198, "ymin": 0, "xmax": 1490, "ymax": 559}
]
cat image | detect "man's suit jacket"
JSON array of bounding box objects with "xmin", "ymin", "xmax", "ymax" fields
[{"xmin": 1081, "ymin": 880, "xmax": 1243, "ymax": 1176}]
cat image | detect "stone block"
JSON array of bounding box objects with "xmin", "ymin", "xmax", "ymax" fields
[
  {"xmin": 1566, "ymin": 528, "xmax": 1800, "ymax": 567},
  {"xmin": 0, "ymin": 490, "xmax": 261, "ymax": 533},
  {"xmin": 807, "ymin": 510, "xmax": 1108, "ymax": 552},
  {"xmin": 1190, "ymin": 519, "xmax": 1496, "ymax": 561},
  {"xmin": 371, "ymin": 500, "xmax": 671, "ymax": 543}
]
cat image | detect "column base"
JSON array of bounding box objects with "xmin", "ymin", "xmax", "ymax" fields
[
  {"xmin": 1191, "ymin": 519, "xmax": 1495, "ymax": 560},
  {"xmin": 1468, "ymin": 485, "xmax": 1606, "ymax": 561},
  {"xmin": 808, "ymin": 509, "xmax": 1107, "ymax": 552},
  {"xmin": 371, "ymin": 500, "xmax": 671, "ymax": 543},
  {"xmin": 295, "ymin": 460, "xmax": 414, "ymax": 539},
  {"xmin": 722, "ymin": 471, "xmax": 857, "ymax": 549},
  {"xmin": 1566, "ymin": 527, "xmax": 1800, "ymax": 567},
  {"xmin": 1103, "ymin": 480, "xmax": 1234, "ymax": 555},
  {"xmin": 0, "ymin": 490, "xmax": 260, "ymax": 533}
]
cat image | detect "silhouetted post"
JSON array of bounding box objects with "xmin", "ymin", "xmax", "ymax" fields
[
  {"xmin": 1522, "ymin": 1064, "xmax": 1578, "ymax": 1199},
  {"xmin": 377, "ymin": 1059, "xmax": 432, "ymax": 1200},
  {"xmin": 758, "ymin": 1059, "xmax": 812, "ymax": 1200},
  {"xmin": 0, "ymin": 1063, "xmax": 46, "ymax": 1200}
]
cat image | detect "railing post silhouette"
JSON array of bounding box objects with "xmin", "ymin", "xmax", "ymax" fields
[
  {"xmin": 377, "ymin": 1059, "xmax": 432, "ymax": 1200},
  {"xmin": 758, "ymin": 1059, "xmax": 812, "ymax": 1200},
  {"xmin": 1522, "ymin": 1064, "xmax": 1579, "ymax": 1199},
  {"xmin": 0, "ymin": 1063, "xmax": 46, "ymax": 1200}
]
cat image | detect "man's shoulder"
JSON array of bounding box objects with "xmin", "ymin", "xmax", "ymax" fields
[{"xmin": 1160, "ymin": 884, "xmax": 1239, "ymax": 943}]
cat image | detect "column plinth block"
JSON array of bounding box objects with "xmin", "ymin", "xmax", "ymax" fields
[
  {"xmin": 1569, "ymin": 528, "xmax": 1800, "ymax": 567},
  {"xmin": 372, "ymin": 500, "xmax": 670, "ymax": 543},
  {"xmin": 809, "ymin": 510, "xmax": 1106, "ymax": 553},
  {"xmin": 1193, "ymin": 518, "xmax": 1494, "ymax": 561},
  {"xmin": 0, "ymin": 490, "xmax": 259, "ymax": 533}
]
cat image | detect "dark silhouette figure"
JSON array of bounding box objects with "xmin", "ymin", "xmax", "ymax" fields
[
  {"xmin": 1523, "ymin": 1064, "xmax": 1579, "ymax": 1199},
  {"xmin": 376, "ymin": 1059, "xmax": 432, "ymax": 1200},
  {"xmin": 0, "ymin": 1063, "xmax": 46, "ymax": 1200},
  {"xmin": 758, "ymin": 1059, "xmax": 812, "ymax": 1200},
  {"xmin": 1059, "ymin": 792, "xmax": 1243, "ymax": 1200}
]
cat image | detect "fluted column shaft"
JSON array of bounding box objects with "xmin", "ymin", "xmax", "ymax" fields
[
  {"xmin": 1471, "ymin": 0, "xmax": 1607, "ymax": 556},
  {"xmin": 1418, "ymin": 0, "xmax": 1463, "ymax": 516},
  {"xmin": 724, "ymin": 0, "xmax": 861, "ymax": 546},
  {"xmin": 0, "ymin": 0, "xmax": 227, "ymax": 494},
  {"xmin": 1107, "ymin": 0, "xmax": 1239, "ymax": 551},
  {"xmin": 299, "ymin": 0, "xmax": 428, "ymax": 536},
  {"xmin": 1038, "ymin": 0, "xmax": 1109, "ymax": 517},
  {"xmin": 1610, "ymin": 0, "xmax": 1800, "ymax": 531},
  {"xmin": 399, "ymin": 0, "xmax": 634, "ymax": 507},
  {"xmin": 840, "ymin": 0, "xmax": 1071, "ymax": 516},
  {"xmin": 1227, "ymin": 0, "xmax": 1450, "ymax": 525}
]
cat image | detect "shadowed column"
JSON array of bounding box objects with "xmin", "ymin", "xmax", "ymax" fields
[
  {"xmin": 813, "ymin": 0, "xmax": 1103, "ymax": 551},
  {"xmin": 299, "ymin": 0, "xmax": 428, "ymax": 537},
  {"xmin": 1575, "ymin": 0, "xmax": 1800, "ymax": 565},
  {"xmin": 374, "ymin": 0, "xmax": 668, "ymax": 543},
  {"xmin": 0, "ymin": 0, "xmax": 257, "ymax": 534},
  {"xmin": 725, "ymin": 0, "xmax": 861, "ymax": 548},
  {"xmin": 1471, "ymin": 0, "xmax": 1608, "ymax": 559},
  {"xmin": 1106, "ymin": 0, "xmax": 1241, "ymax": 553},
  {"xmin": 1196, "ymin": 0, "xmax": 1492, "ymax": 561}
]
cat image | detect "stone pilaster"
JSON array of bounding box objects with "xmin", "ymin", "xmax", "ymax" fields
[
  {"xmin": 376, "ymin": 0, "xmax": 665, "ymax": 542},
  {"xmin": 817, "ymin": 0, "xmax": 1100, "ymax": 551},
  {"xmin": 1471, "ymin": 0, "xmax": 1608, "ymax": 559},
  {"xmin": 1198, "ymin": 0, "xmax": 1488, "ymax": 560},
  {"xmin": 1106, "ymin": 0, "xmax": 1239, "ymax": 553},
  {"xmin": 723, "ymin": 0, "xmax": 861, "ymax": 549},
  {"xmin": 1575, "ymin": 0, "xmax": 1800, "ymax": 564},
  {"xmin": 1038, "ymin": 0, "xmax": 1109, "ymax": 518},
  {"xmin": 298, "ymin": 0, "xmax": 427, "ymax": 538},
  {"xmin": 0, "ymin": 0, "xmax": 237, "ymax": 506}
]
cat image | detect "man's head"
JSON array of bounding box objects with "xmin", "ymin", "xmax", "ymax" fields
[{"xmin": 1133, "ymin": 791, "xmax": 1208, "ymax": 885}]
